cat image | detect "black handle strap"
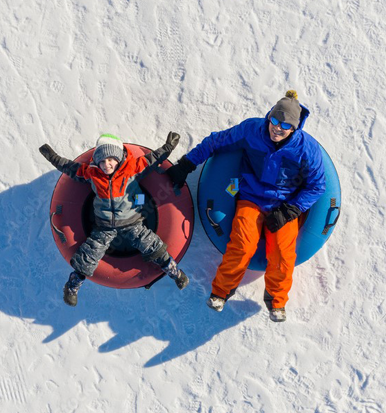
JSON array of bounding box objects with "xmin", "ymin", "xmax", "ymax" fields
[
  {"xmin": 144, "ymin": 273, "xmax": 166, "ymax": 290},
  {"xmin": 322, "ymin": 198, "xmax": 341, "ymax": 235},
  {"xmin": 206, "ymin": 200, "xmax": 224, "ymax": 236},
  {"xmin": 50, "ymin": 205, "xmax": 67, "ymax": 244}
]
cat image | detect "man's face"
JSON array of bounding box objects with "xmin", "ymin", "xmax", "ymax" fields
[
  {"xmin": 99, "ymin": 157, "xmax": 119, "ymax": 175},
  {"xmin": 268, "ymin": 121, "xmax": 294, "ymax": 143}
]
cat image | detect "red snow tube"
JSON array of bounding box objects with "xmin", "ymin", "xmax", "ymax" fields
[{"xmin": 49, "ymin": 144, "xmax": 194, "ymax": 289}]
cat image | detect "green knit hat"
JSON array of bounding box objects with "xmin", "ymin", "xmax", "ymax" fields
[
  {"xmin": 269, "ymin": 90, "xmax": 301, "ymax": 129},
  {"xmin": 93, "ymin": 134, "xmax": 124, "ymax": 165}
]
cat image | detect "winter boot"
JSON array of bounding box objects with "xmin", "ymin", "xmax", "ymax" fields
[
  {"xmin": 162, "ymin": 258, "xmax": 189, "ymax": 290},
  {"xmin": 63, "ymin": 271, "xmax": 85, "ymax": 307},
  {"xmin": 269, "ymin": 308, "xmax": 286, "ymax": 322},
  {"xmin": 206, "ymin": 294, "xmax": 226, "ymax": 312}
]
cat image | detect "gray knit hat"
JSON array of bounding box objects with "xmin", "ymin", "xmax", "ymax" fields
[
  {"xmin": 269, "ymin": 90, "xmax": 301, "ymax": 129},
  {"xmin": 93, "ymin": 134, "xmax": 124, "ymax": 165}
]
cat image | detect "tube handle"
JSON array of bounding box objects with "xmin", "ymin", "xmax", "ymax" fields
[
  {"xmin": 322, "ymin": 198, "xmax": 341, "ymax": 235},
  {"xmin": 206, "ymin": 200, "xmax": 224, "ymax": 237},
  {"xmin": 50, "ymin": 205, "xmax": 67, "ymax": 244}
]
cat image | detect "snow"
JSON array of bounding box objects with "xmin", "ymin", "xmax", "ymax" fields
[{"xmin": 1, "ymin": 0, "xmax": 386, "ymax": 412}]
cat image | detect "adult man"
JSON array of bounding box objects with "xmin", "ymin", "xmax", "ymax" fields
[{"xmin": 168, "ymin": 91, "xmax": 325, "ymax": 322}]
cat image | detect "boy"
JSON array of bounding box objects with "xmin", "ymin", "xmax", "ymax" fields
[{"xmin": 39, "ymin": 132, "xmax": 189, "ymax": 306}]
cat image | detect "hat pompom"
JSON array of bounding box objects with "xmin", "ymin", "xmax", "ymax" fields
[
  {"xmin": 270, "ymin": 91, "xmax": 301, "ymax": 129},
  {"xmin": 285, "ymin": 90, "xmax": 298, "ymax": 100}
]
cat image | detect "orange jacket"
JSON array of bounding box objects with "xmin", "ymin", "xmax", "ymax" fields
[{"xmin": 51, "ymin": 145, "xmax": 171, "ymax": 228}]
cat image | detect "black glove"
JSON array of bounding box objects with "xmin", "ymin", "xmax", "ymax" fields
[
  {"xmin": 39, "ymin": 144, "xmax": 56, "ymax": 162},
  {"xmin": 39, "ymin": 144, "xmax": 79, "ymax": 176},
  {"xmin": 166, "ymin": 155, "xmax": 196, "ymax": 188},
  {"xmin": 164, "ymin": 131, "xmax": 180, "ymax": 152},
  {"xmin": 144, "ymin": 132, "xmax": 181, "ymax": 168},
  {"xmin": 265, "ymin": 203, "xmax": 301, "ymax": 233}
]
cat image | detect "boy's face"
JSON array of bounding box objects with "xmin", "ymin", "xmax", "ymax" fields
[{"xmin": 99, "ymin": 157, "xmax": 119, "ymax": 175}]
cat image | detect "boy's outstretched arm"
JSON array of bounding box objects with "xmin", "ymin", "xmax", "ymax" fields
[
  {"xmin": 143, "ymin": 132, "xmax": 180, "ymax": 167},
  {"xmin": 39, "ymin": 144, "xmax": 88, "ymax": 182}
]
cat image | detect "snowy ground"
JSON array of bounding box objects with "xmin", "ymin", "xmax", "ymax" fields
[{"xmin": 1, "ymin": 0, "xmax": 386, "ymax": 412}]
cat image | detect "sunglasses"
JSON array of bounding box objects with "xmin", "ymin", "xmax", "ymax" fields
[{"xmin": 270, "ymin": 116, "xmax": 293, "ymax": 130}]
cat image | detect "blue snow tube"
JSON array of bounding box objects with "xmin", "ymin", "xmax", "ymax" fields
[{"xmin": 197, "ymin": 146, "xmax": 341, "ymax": 271}]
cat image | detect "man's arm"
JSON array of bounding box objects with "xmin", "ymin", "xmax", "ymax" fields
[
  {"xmin": 186, "ymin": 119, "xmax": 250, "ymax": 166},
  {"xmin": 167, "ymin": 118, "xmax": 253, "ymax": 188}
]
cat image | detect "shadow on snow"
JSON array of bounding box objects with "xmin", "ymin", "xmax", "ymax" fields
[{"xmin": 0, "ymin": 172, "xmax": 262, "ymax": 367}]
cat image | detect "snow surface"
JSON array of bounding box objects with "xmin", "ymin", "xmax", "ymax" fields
[{"xmin": 1, "ymin": 0, "xmax": 386, "ymax": 412}]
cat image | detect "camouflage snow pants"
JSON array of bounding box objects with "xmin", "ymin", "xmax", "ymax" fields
[{"xmin": 70, "ymin": 221, "xmax": 169, "ymax": 277}]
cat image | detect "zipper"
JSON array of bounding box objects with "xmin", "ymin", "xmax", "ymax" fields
[
  {"xmin": 119, "ymin": 177, "xmax": 126, "ymax": 193},
  {"xmin": 109, "ymin": 180, "xmax": 115, "ymax": 227},
  {"xmin": 107, "ymin": 163, "xmax": 124, "ymax": 227}
]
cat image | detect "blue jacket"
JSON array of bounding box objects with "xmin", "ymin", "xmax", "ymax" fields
[{"xmin": 186, "ymin": 105, "xmax": 326, "ymax": 212}]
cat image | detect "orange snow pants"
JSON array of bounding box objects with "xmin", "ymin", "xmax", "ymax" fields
[{"xmin": 211, "ymin": 200, "xmax": 298, "ymax": 308}]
